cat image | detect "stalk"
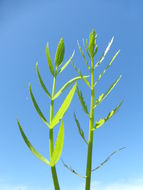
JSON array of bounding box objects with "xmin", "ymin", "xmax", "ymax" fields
[
  {"xmin": 49, "ymin": 71, "xmax": 60, "ymax": 190},
  {"xmin": 85, "ymin": 58, "xmax": 95, "ymax": 190}
]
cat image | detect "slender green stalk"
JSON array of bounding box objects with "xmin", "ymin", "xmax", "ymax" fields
[
  {"xmin": 49, "ymin": 71, "xmax": 60, "ymax": 190},
  {"xmin": 85, "ymin": 58, "xmax": 95, "ymax": 190}
]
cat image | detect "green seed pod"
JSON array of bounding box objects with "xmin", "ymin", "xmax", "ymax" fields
[{"xmin": 55, "ymin": 38, "xmax": 65, "ymax": 67}]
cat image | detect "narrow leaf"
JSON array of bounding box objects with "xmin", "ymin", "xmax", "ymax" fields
[
  {"xmin": 55, "ymin": 38, "xmax": 65, "ymax": 67},
  {"xmin": 46, "ymin": 42, "xmax": 55, "ymax": 76},
  {"xmin": 94, "ymin": 37, "xmax": 114, "ymax": 69},
  {"xmin": 77, "ymin": 40, "xmax": 91, "ymax": 72},
  {"xmin": 62, "ymin": 159, "xmax": 87, "ymax": 179},
  {"xmin": 72, "ymin": 61, "xmax": 91, "ymax": 89},
  {"xmin": 94, "ymin": 50, "xmax": 120, "ymax": 87},
  {"xmin": 50, "ymin": 83, "xmax": 77, "ymax": 129},
  {"xmin": 50, "ymin": 120, "xmax": 64, "ymax": 166},
  {"xmin": 53, "ymin": 76, "xmax": 88, "ymax": 100},
  {"xmin": 94, "ymin": 75, "xmax": 121, "ymax": 109},
  {"xmin": 57, "ymin": 51, "xmax": 75, "ymax": 74},
  {"xmin": 93, "ymin": 101, "xmax": 123, "ymax": 130},
  {"xmin": 76, "ymin": 87, "xmax": 89, "ymax": 116},
  {"xmin": 82, "ymin": 38, "xmax": 90, "ymax": 57},
  {"xmin": 74, "ymin": 113, "xmax": 88, "ymax": 144},
  {"xmin": 29, "ymin": 84, "xmax": 50, "ymax": 127},
  {"xmin": 36, "ymin": 63, "xmax": 51, "ymax": 99},
  {"xmin": 92, "ymin": 147, "xmax": 126, "ymax": 172},
  {"xmin": 17, "ymin": 119, "xmax": 51, "ymax": 166}
]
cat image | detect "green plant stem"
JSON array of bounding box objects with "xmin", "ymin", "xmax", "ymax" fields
[
  {"xmin": 85, "ymin": 58, "xmax": 95, "ymax": 190},
  {"xmin": 49, "ymin": 72, "xmax": 60, "ymax": 190}
]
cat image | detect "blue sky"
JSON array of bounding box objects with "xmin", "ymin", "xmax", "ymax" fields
[{"xmin": 0, "ymin": 0, "xmax": 143, "ymax": 189}]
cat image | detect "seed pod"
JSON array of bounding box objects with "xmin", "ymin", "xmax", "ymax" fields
[{"xmin": 55, "ymin": 38, "xmax": 65, "ymax": 67}]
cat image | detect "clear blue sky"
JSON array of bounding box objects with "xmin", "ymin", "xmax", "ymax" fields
[{"xmin": 0, "ymin": 0, "xmax": 143, "ymax": 190}]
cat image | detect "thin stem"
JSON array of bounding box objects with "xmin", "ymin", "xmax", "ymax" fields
[
  {"xmin": 85, "ymin": 58, "xmax": 95, "ymax": 190},
  {"xmin": 49, "ymin": 71, "xmax": 60, "ymax": 190}
]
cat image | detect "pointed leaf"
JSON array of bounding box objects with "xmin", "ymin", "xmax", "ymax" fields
[
  {"xmin": 17, "ymin": 119, "xmax": 51, "ymax": 166},
  {"xmin": 93, "ymin": 45, "xmax": 98, "ymax": 57},
  {"xmin": 92, "ymin": 147, "xmax": 126, "ymax": 172},
  {"xmin": 93, "ymin": 101, "xmax": 123, "ymax": 130},
  {"xmin": 72, "ymin": 61, "xmax": 91, "ymax": 89},
  {"xmin": 36, "ymin": 63, "xmax": 51, "ymax": 99},
  {"xmin": 77, "ymin": 40, "xmax": 91, "ymax": 72},
  {"xmin": 53, "ymin": 76, "xmax": 88, "ymax": 100},
  {"xmin": 50, "ymin": 120, "xmax": 64, "ymax": 166},
  {"xmin": 50, "ymin": 83, "xmax": 77, "ymax": 129},
  {"xmin": 46, "ymin": 42, "xmax": 55, "ymax": 76},
  {"xmin": 82, "ymin": 38, "xmax": 90, "ymax": 57},
  {"xmin": 29, "ymin": 84, "xmax": 50, "ymax": 127},
  {"xmin": 57, "ymin": 51, "xmax": 75, "ymax": 74},
  {"xmin": 94, "ymin": 37, "xmax": 114, "ymax": 69},
  {"xmin": 62, "ymin": 160, "xmax": 87, "ymax": 179},
  {"xmin": 94, "ymin": 50, "xmax": 120, "ymax": 87},
  {"xmin": 94, "ymin": 75, "xmax": 121, "ymax": 109},
  {"xmin": 76, "ymin": 87, "xmax": 89, "ymax": 116},
  {"xmin": 55, "ymin": 38, "xmax": 65, "ymax": 67},
  {"xmin": 74, "ymin": 113, "xmax": 88, "ymax": 144}
]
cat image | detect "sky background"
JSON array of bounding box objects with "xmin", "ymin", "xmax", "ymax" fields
[{"xmin": 0, "ymin": 0, "xmax": 143, "ymax": 190}]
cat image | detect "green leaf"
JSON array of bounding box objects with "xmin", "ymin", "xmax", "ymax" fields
[
  {"xmin": 82, "ymin": 38, "xmax": 90, "ymax": 57},
  {"xmin": 36, "ymin": 63, "xmax": 51, "ymax": 99},
  {"xmin": 17, "ymin": 119, "xmax": 51, "ymax": 166},
  {"xmin": 91, "ymin": 147, "xmax": 126, "ymax": 172},
  {"xmin": 50, "ymin": 83, "xmax": 77, "ymax": 129},
  {"xmin": 74, "ymin": 113, "xmax": 88, "ymax": 144},
  {"xmin": 93, "ymin": 101, "xmax": 123, "ymax": 130},
  {"xmin": 94, "ymin": 50, "xmax": 120, "ymax": 87},
  {"xmin": 77, "ymin": 40, "xmax": 91, "ymax": 72},
  {"xmin": 29, "ymin": 83, "xmax": 50, "ymax": 127},
  {"xmin": 72, "ymin": 61, "xmax": 91, "ymax": 89},
  {"xmin": 94, "ymin": 75, "xmax": 121, "ymax": 109},
  {"xmin": 94, "ymin": 37, "xmax": 114, "ymax": 69},
  {"xmin": 53, "ymin": 76, "xmax": 88, "ymax": 100},
  {"xmin": 55, "ymin": 38, "xmax": 65, "ymax": 67},
  {"xmin": 57, "ymin": 51, "xmax": 75, "ymax": 74},
  {"xmin": 93, "ymin": 45, "xmax": 98, "ymax": 57},
  {"xmin": 76, "ymin": 87, "xmax": 89, "ymax": 116},
  {"xmin": 46, "ymin": 42, "xmax": 55, "ymax": 76},
  {"xmin": 50, "ymin": 120, "xmax": 64, "ymax": 166}
]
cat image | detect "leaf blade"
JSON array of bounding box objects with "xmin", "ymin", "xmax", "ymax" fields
[
  {"xmin": 36, "ymin": 63, "xmax": 51, "ymax": 99},
  {"xmin": 46, "ymin": 42, "xmax": 55, "ymax": 76},
  {"xmin": 17, "ymin": 119, "xmax": 51, "ymax": 166},
  {"xmin": 72, "ymin": 61, "xmax": 91, "ymax": 89},
  {"xmin": 94, "ymin": 50, "xmax": 120, "ymax": 87},
  {"xmin": 74, "ymin": 113, "xmax": 88, "ymax": 144},
  {"xmin": 57, "ymin": 51, "xmax": 75, "ymax": 74},
  {"xmin": 93, "ymin": 101, "xmax": 123, "ymax": 130},
  {"xmin": 94, "ymin": 37, "xmax": 114, "ymax": 69},
  {"xmin": 94, "ymin": 75, "xmax": 121, "ymax": 109},
  {"xmin": 76, "ymin": 87, "xmax": 89, "ymax": 116},
  {"xmin": 50, "ymin": 83, "xmax": 77, "ymax": 129},
  {"xmin": 53, "ymin": 76, "xmax": 88, "ymax": 100},
  {"xmin": 29, "ymin": 84, "xmax": 50, "ymax": 127},
  {"xmin": 55, "ymin": 38, "xmax": 65, "ymax": 67},
  {"xmin": 50, "ymin": 120, "xmax": 64, "ymax": 166},
  {"xmin": 77, "ymin": 40, "xmax": 91, "ymax": 72},
  {"xmin": 91, "ymin": 147, "xmax": 126, "ymax": 172}
]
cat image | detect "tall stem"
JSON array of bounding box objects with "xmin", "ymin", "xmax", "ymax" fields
[
  {"xmin": 85, "ymin": 58, "xmax": 95, "ymax": 190},
  {"xmin": 49, "ymin": 72, "xmax": 60, "ymax": 190}
]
